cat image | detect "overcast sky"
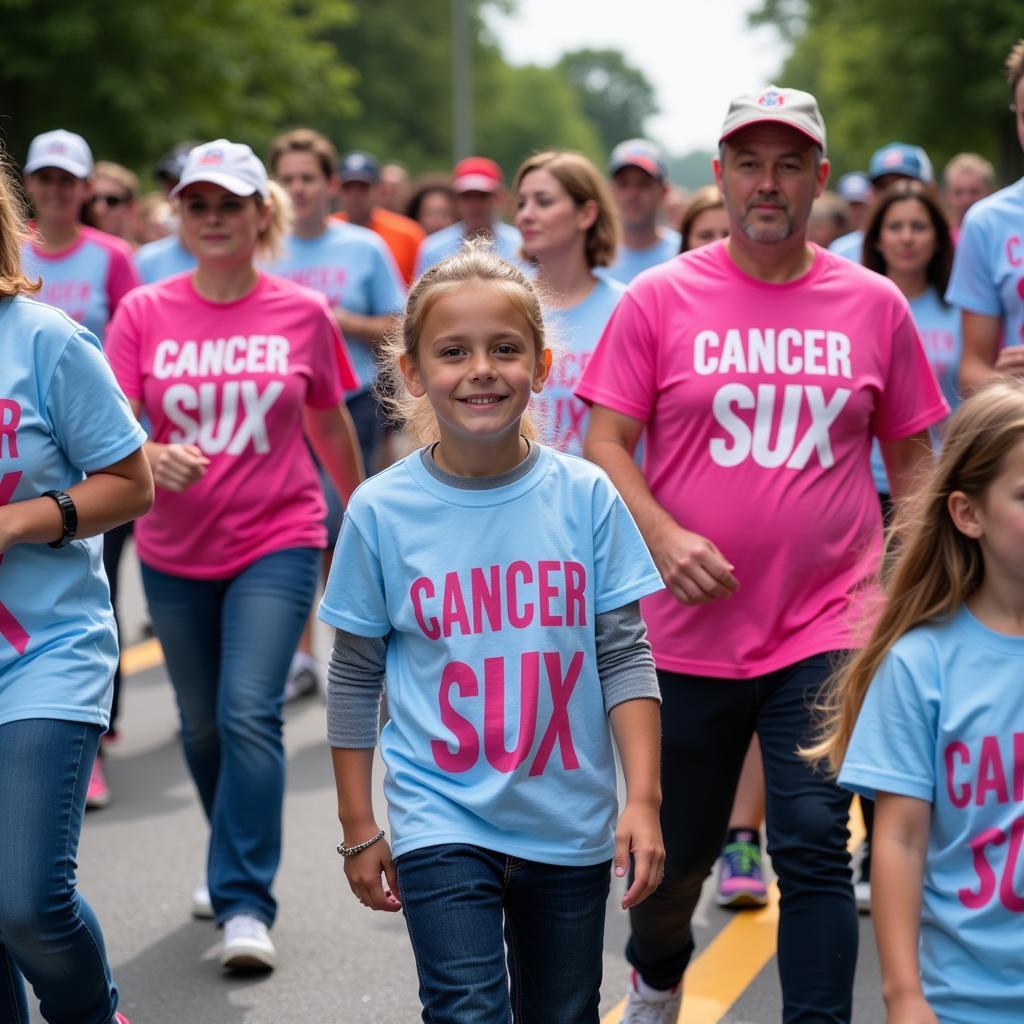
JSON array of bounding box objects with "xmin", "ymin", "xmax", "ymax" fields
[{"xmin": 485, "ymin": 0, "xmax": 789, "ymax": 155}]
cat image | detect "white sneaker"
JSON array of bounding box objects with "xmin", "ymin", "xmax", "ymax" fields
[
  {"xmin": 191, "ymin": 880, "xmax": 214, "ymax": 920},
  {"xmin": 622, "ymin": 970, "xmax": 682, "ymax": 1023},
  {"xmin": 854, "ymin": 878, "xmax": 871, "ymax": 914},
  {"xmin": 221, "ymin": 913, "xmax": 276, "ymax": 971},
  {"xmin": 283, "ymin": 655, "xmax": 320, "ymax": 702}
]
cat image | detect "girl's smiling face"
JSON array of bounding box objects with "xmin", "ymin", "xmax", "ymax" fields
[{"xmin": 402, "ymin": 280, "xmax": 549, "ymax": 469}]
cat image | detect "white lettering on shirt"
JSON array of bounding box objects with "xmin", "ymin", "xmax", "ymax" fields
[
  {"xmin": 693, "ymin": 328, "xmax": 853, "ymax": 379},
  {"xmin": 151, "ymin": 336, "xmax": 291, "ymax": 379},
  {"xmin": 161, "ymin": 380, "xmax": 286, "ymax": 455}
]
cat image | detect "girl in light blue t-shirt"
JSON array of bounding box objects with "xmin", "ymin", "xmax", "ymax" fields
[
  {"xmin": 320, "ymin": 243, "xmax": 665, "ymax": 1023},
  {"xmin": 811, "ymin": 379, "xmax": 1024, "ymax": 1024}
]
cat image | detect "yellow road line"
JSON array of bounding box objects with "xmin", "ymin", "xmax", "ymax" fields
[
  {"xmin": 121, "ymin": 637, "xmax": 163, "ymax": 676},
  {"xmin": 602, "ymin": 798, "xmax": 868, "ymax": 1024}
]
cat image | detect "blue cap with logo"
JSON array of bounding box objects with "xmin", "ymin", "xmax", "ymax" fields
[
  {"xmin": 339, "ymin": 151, "xmax": 381, "ymax": 185},
  {"xmin": 867, "ymin": 143, "xmax": 933, "ymax": 184}
]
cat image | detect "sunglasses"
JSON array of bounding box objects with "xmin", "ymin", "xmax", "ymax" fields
[{"xmin": 91, "ymin": 193, "xmax": 132, "ymax": 207}]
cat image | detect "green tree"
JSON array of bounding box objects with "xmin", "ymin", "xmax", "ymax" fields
[
  {"xmin": 0, "ymin": 0, "xmax": 357, "ymax": 172},
  {"xmin": 475, "ymin": 62, "xmax": 603, "ymax": 176},
  {"xmin": 750, "ymin": 0, "xmax": 1023, "ymax": 181},
  {"xmin": 320, "ymin": 0, "xmax": 602, "ymax": 178},
  {"xmin": 556, "ymin": 48, "xmax": 658, "ymax": 157}
]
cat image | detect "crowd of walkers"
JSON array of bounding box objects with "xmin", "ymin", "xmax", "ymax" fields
[{"xmin": 1, "ymin": 34, "xmax": 1024, "ymax": 1024}]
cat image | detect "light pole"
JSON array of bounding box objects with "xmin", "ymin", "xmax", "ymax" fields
[{"xmin": 452, "ymin": 0, "xmax": 473, "ymax": 162}]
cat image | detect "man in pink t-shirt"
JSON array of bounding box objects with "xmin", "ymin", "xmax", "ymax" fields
[{"xmin": 577, "ymin": 87, "xmax": 947, "ymax": 1022}]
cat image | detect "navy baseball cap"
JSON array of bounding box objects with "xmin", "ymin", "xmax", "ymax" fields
[
  {"xmin": 868, "ymin": 143, "xmax": 933, "ymax": 184},
  {"xmin": 608, "ymin": 139, "xmax": 669, "ymax": 182},
  {"xmin": 339, "ymin": 151, "xmax": 381, "ymax": 185}
]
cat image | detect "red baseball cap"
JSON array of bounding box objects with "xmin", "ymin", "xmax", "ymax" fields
[{"xmin": 452, "ymin": 157, "xmax": 502, "ymax": 194}]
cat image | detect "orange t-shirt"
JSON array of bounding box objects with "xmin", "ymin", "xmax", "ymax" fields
[{"xmin": 333, "ymin": 208, "xmax": 424, "ymax": 285}]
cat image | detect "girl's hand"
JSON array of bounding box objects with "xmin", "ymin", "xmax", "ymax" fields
[
  {"xmin": 886, "ymin": 991, "xmax": 938, "ymax": 1024},
  {"xmin": 343, "ymin": 834, "xmax": 402, "ymax": 913},
  {"xmin": 149, "ymin": 443, "xmax": 209, "ymax": 492},
  {"xmin": 615, "ymin": 801, "xmax": 665, "ymax": 910}
]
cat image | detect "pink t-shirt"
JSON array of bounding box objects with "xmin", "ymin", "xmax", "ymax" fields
[
  {"xmin": 107, "ymin": 271, "xmax": 358, "ymax": 578},
  {"xmin": 576, "ymin": 241, "xmax": 948, "ymax": 678}
]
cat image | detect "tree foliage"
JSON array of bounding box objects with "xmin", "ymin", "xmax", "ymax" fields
[
  {"xmin": 556, "ymin": 49, "xmax": 658, "ymax": 156},
  {"xmin": 750, "ymin": 0, "xmax": 1023, "ymax": 181},
  {"xmin": 0, "ymin": 0, "xmax": 358, "ymax": 170},
  {"xmin": 320, "ymin": 0, "xmax": 602, "ymax": 177}
]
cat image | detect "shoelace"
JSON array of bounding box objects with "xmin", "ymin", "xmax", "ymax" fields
[
  {"xmin": 227, "ymin": 915, "xmax": 267, "ymax": 941},
  {"xmin": 627, "ymin": 992, "xmax": 681, "ymax": 1024},
  {"xmin": 722, "ymin": 840, "xmax": 762, "ymax": 877}
]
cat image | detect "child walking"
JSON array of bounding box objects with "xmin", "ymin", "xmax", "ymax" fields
[
  {"xmin": 320, "ymin": 244, "xmax": 666, "ymax": 1023},
  {"xmin": 810, "ymin": 378, "xmax": 1024, "ymax": 1024}
]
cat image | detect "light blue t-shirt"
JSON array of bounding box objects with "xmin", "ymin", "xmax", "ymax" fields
[
  {"xmin": 134, "ymin": 233, "xmax": 196, "ymax": 284},
  {"xmin": 829, "ymin": 229, "xmax": 864, "ymax": 264},
  {"xmin": 870, "ymin": 287, "xmax": 962, "ymax": 492},
  {"xmin": 267, "ymin": 222, "xmax": 405, "ymax": 393},
  {"xmin": 839, "ymin": 607, "xmax": 1024, "ymax": 1024},
  {"xmin": 947, "ymin": 178, "xmax": 1024, "ymax": 350},
  {"xmin": 604, "ymin": 229, "xmax": 681, "ymax": 284},
  {"xmin": 21, "ymin": 226, "xmax": 139, "ymax": 343},
  {"xmin": 0, "ymin": 296, "xmax": 146, "ymax": 728},
  {"xmin": 318, "ymin": 445, "xmax": 663, "ymax": 865},
  {"xmin": 415, "ymin": 221, "xmax": 524, "ymax": 278},
  {"xmin": 539, "ymin": 276, "xmax": 625, "ymax": 456}
]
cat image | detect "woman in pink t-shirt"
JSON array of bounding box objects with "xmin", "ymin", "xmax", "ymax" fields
[{"xmin": 106, "ymin": 140, "xmax": 363, "ymax": 973}]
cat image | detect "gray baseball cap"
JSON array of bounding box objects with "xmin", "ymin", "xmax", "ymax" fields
[{"xmin": 719, "ymin": 86, "xmax": 826, "ymax": 153}]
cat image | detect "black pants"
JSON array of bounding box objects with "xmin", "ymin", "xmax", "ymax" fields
[
  {"xmin": 101, "ymin": 520, "xmax": 133, "ymax": 733},
  {"xmin": 627, "ymin": 653, "xmax": 857, "ymax": 1024}
]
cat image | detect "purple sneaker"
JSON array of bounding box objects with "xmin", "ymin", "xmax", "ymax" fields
[{"xmin": 716, "ymin": 835, "xmax": 768, "ymax": 909}]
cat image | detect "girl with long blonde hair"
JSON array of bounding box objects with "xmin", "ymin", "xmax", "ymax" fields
[{"xmin": 812, "ymin": 377, "xmax": 1024, "ymax": 1024}]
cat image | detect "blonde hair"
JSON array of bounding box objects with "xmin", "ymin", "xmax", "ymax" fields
[
  {"xmin": 0, "ymin": 152, "xmax": 41, "ymax": 299},
  {"xmin": 806, "ymin": 378, "xmax": 1024, "ymax": 775},
  {"xmin": 943, "ymin": 152, "xmax": 996, "ymax": 188},
  {"xmin": 94, "ymin": 161, "xmax": 139, "ymax": 199},
  {"xmin": 268, "ymin": 128, "xmax": 338, "ymax": 180},
  {"xmin": 255, "ymin": 180, "xmax": 293, "ymax": 262},
  {"xmin": 513, "ymin": 151, "xmax": 620, "ymax": 268},
  {"xmin": 378, "ymin": 241, "xmax": 548, "ymax": 445},
  {"xmin": 1007, "ymin": 38, "xmax": 1024, "ymax": 95}
]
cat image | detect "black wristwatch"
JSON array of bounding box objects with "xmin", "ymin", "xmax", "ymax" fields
[{"xmin": 42, "ymin": 489, "xmax": 78, "ymax": 548}]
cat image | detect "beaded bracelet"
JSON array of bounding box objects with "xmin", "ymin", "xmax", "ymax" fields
[{"xmin": 337, "ymin": 830, "xmax": 386, "ymax": 858}]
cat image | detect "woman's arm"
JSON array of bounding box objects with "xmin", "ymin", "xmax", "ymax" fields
[
  {"xmin": 125, "ymin": 398, "xmax": 209, "ymax": 493},
  {"xmin": 333, "ymin": 310, "xmax": 398, "ymax": 353},
  {"xmin": 872, "ymin": 792, "xmax": 937, "ymax": 1024},
  {"xmin": 0, "ymin": 447, "xmax": 152, "ymax": 553},
  {"xmin": 304, "ymin": 403, "xmax": 365, "ymax": 505},
  {"xmin": 609, "ymin": 697, "xmax": 664, "ymax": 910}
]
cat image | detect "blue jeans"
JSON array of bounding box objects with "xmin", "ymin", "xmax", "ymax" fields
[
  {"xmin": 627, "ymin": 653, "xmax": 856, "ymax": 1023},
  {"xmin": 141, "ymin": 547, "xmax": 319, "ymax": 927},
  {"xmin": 0, "ymin": 719, "xmax": 119, "ymax": 1024},
  {"xmin": 396, "ymin": 844, "xmax": 610, "ymax": 1023}
]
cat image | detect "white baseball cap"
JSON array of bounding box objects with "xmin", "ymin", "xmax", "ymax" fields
[
  {"xmin": 24, "ymin": 130, "xmax": 94, "ymax": 179},
  {"xmin": 719, "ymin": 86, "xmax": 827, "ymax": 153},
  {"xmin": 170, "ymin": 139, "xmax": 269, "ymax": 199}
]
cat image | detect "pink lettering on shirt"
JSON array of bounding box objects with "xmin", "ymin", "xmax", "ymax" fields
[{"xmin": 0, "ymin": 458, "xmax": 29, "ymax": 654}]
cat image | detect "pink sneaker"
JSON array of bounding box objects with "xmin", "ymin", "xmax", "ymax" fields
[
  {"xmin": 86, "ymin": 759, "xmax": 111, "ymax": 810},
  {"xmin": 114, "ymin": 1013, "xmax": 133, "ymax": 1023}
]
